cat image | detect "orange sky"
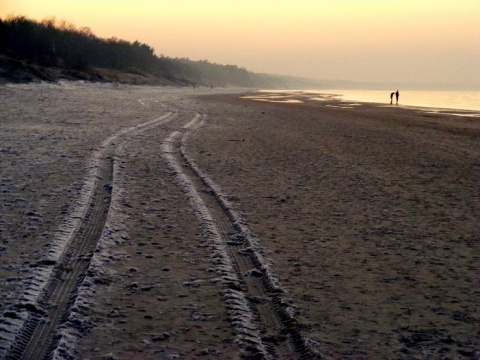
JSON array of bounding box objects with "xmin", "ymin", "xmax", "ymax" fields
[{"xmin": 2, "ymin": 0, "xmax": 479, "ymax": 88}]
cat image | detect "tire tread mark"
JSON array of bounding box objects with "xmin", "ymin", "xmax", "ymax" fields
[
  {"xmin": 4, "ymin": 113, "xmax": 177, "ymax": 360},
  {"xmin": 5, "ymin": 149, "xmax": 114, "ymax": 360},
  {"xmin": 166, "ymin": 112, "xmax": 319, "ymax": 359}
]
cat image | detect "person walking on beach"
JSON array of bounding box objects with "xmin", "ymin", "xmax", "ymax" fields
[
  {"xmin": 395, "ymin": 90, "xmax": 399, "ymax": 104},
  {"xmin": 390, "ymin": 92, "xmax": 395, "ymax": 104}
]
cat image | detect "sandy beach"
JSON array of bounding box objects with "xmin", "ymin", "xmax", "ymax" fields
[{"xmin": 1, "ymin": 83, "xmax": 478, "ymax": 359}]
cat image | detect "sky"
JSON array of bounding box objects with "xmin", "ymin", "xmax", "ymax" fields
[{"xmin": 1, "ymin": 0, "xmax": 480, "ymax": 88}]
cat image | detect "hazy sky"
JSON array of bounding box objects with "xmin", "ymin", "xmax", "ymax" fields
[{"xmin": 2, "ymin": 0, "xmax": 479, "ymax": 87}]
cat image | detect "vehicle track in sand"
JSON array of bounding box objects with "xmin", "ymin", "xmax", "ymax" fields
[
  {"xmin": 2, "ymin": 104, "xmax": 317, "ymax": 359},
  {"xmin": 163, "ymin": 111, "xmax": 318, "ymax": 359},
  {"xmin": 5, "ymin": 147, "xmax": 114, "ymax": 360},
  {"xmin": 1, "ymin": 112, "xmax": 177, "ymax": 360}
]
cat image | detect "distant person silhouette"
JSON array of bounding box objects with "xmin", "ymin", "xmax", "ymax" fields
[
  {"xmin": 390, "ymin": 92, "xmax": 395, "ymax": 104},
  {"xmin": 395, "ymin": 90, "xmax": 399, "ymax": 105}
]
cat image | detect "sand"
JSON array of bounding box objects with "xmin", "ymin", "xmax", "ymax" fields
[
  {"xmin": 187, "ymin": 93, "xmax": 480, "ymax": 359},
  {"xmin": 0, "ymin": 83, "xmax": 478, "ymax": 359}
]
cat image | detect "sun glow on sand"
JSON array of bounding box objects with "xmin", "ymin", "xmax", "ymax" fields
[{"xmin": 2, "ymin": 0, "xmax": 479, "ymax": 87}]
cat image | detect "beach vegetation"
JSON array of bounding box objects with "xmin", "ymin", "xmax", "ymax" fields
[{"xmin": 0, "ymin": 15, "xmax": 292, "ymax": 87}]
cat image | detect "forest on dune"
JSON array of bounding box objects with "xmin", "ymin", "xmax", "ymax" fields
[{"xmin": 0, "ymin": 15, "xmax": 301, "ymax": 87}]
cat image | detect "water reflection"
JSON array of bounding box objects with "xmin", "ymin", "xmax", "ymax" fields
[{"xmin": 246, "ymin": 89, "xmax": 480, "ymax": 117}]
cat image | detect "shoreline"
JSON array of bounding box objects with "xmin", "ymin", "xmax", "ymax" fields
[{"xmin": 254, "ymin": 88, "xmax": 480, "ymax": 114}]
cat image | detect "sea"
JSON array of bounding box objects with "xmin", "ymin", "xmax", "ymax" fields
[
  {"xmin": 322, "ymin": 89, "xmax": 480, "ymax": 112},
  {"xmin": 259, "ymin": 89, "xmax": 480, "ymax": 114}
]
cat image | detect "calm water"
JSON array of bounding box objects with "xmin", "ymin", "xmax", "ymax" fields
[{"xmin": 310, "ymin": 89, "xmax": 480, "ymax": 112}]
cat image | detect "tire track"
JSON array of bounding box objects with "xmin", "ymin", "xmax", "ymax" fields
[
  {"xmin": 1, "ymin": 112, "xmax": 177, "ymax": 360},
  {"xmin": 6, "ymin": 148, "xmax": 114, "ymax": 360},
  {"xmin": 163, "ymin": 112, "xmax": 318, "ymax": 359}
]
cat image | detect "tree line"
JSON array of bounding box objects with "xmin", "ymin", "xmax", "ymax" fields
[{"xmin": 0, "ymin": 15, "xmax": 284, "ymax": 87}]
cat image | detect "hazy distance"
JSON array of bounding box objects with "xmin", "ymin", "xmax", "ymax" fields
[{"xmin": 2, "ymin": 0, "xmax": 479, "ymax": 89}]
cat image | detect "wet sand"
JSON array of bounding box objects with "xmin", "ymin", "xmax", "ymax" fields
[
  {"xmin": 1, "ymin": 84, "xmax": 479, "ymax": 359},
  {"xmin": 187, "ymin": 93, "xmax": 480, "ymax": 358}
]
